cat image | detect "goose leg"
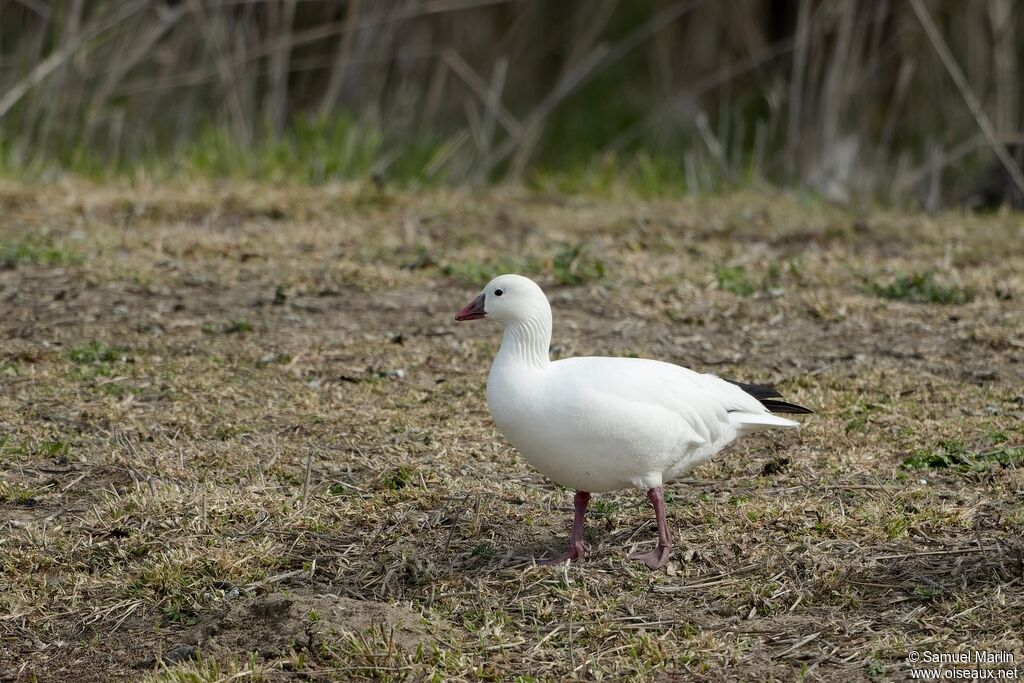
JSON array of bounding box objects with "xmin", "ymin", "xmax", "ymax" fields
[
  {"xmin": 630, "ymin": 487, "xmax": 672, "ymax": 569},
  {"xmin": 541, "ymin": 490, "xmax": 590, "ymax": 564}
]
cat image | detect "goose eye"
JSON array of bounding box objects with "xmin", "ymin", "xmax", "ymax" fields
[{"xmin": 494, "ymin": 289, "xmax": 503, "ymax": 297}]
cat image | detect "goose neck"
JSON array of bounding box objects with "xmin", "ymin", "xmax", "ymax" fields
[{"xmin": 498, "ymin": 315, "xmax": 551, "ymax": 369}]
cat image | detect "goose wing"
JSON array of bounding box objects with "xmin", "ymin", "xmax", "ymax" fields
[{"xmin": 547, "ymin": 356, "xmax": 798, "ymax": 439}]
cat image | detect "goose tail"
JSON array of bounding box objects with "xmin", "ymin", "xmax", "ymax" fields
[{"xmin": 729, "ymin": 411, "xmax": 800, "ymax": 431}]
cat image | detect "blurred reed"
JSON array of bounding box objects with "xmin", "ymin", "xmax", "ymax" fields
[{"xmin": 0, "ymin": 0, "xmax": 1021, "ymax": 205}]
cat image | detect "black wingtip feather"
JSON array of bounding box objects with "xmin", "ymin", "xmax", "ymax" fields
[
  {"xmin": 726, "ymin": 378, "xmax": 813, "ymax": 414},
  {"xmin": 760, "ymin": 399, "xmax": 814, "ymax": 414},
  {"xmin": 724, "ymin": 379, "xmax": 783, "ymax": 400}
]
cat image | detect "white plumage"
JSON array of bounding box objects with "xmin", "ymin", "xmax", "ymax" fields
[{"xmin": 456, "ymin": 274, "xmax": 809, "ymax": 568}]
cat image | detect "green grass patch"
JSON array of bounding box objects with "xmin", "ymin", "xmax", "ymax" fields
[
  {"xmin": 714, "ymin": 260, "xmax": 794, "ymax": 297},
  {"xmin": 1008, "ymin": 505, "xmax": 1024, "ymax": 527},
  {"xmin": 868, "ymin": 271, "xmax": 973, "ymax": 304},
  {"xmin": 0, "ymin": 437, "xmax": 72, "ymax": 460},
  {"xmin": 902, "ymin": 439, "xmax": 1024, "ymax": 471},
  {"xmin": 162, "ymin": 596, "xmax": 201, "ymax": 626},
  {"xmin": 68, "ymin": 341, "xmax": 124, "ymax": 364},
  {"xmin": 377, "ymin": 465, "xmax": 416, "ymax": 491},
  {"xmin": 590, "ymin": 499, "xmax": 619, "ymax": 516},
  {"xmin": 472, "ymin": 541, "xmax": 495, "ymax": 558},
  {"xmin": 0, "ymin": 236, "xmax": 78, "ymax": 268},
  {"xmin": 203, "ymin": 320, "xmax": 253, "ymax": 335},
  {"xmin": 224, "ymin": 320, "xmax": 253, "ymax": 334},
  {"xmin": 866, "ymin": 658, "xmax": 889, "ymax": 677},
  {"xmin": 551, "ymin": 243, "xmax": 605, "ymax": 285},
  {"xmin": 68, "ymin": 341, "xmax": 132, "ymax": 391},
  {"xmin": 883, "ymin": 514, "xmax": 909, "ymax": 540},
  {"xmin": 716, "ymin": 265, "xmax": 756, "ymax": 296},
  {"xmin": 842, "ymin": 395, "xmax": 891, "ymax": 433},
  {"xmin": 0, "ymin": 481, "xmax": 39, "ymax": 505}
]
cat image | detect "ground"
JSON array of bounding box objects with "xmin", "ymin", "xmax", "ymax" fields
[{"xmin": 0, "ymin": 179, "xmax": 1022, "ymax": 682}]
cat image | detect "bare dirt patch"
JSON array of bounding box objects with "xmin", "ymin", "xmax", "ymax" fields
[{"xmin": 191, "ymin": 592, "xmax": 441, "ymax": 664}]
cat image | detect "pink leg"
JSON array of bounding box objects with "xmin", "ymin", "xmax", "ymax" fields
[
  {"xmin": 541, "ymin": 491, "xmax": 591, "ymax": 564},
  {"xmin": 629, "ymin": 487, "xmax": 672, "ymax": 569}
]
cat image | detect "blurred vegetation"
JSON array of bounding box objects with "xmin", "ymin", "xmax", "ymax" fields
[
  {"xmin": 1, "ymin": 0, "xmax": 1023, "ymax": 206},
  {"xmin": 867, "ymin": 270, "xmax": 974, "ymax": 305}
]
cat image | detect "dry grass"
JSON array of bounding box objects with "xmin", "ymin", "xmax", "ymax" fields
[{"xmin": 1, "ymin": 179, "xmax": 1023, "ymax": 681}]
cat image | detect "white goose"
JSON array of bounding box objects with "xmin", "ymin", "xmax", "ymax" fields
[{"xmin": 456, "ymin": 274, "xmax": 811, "ymax": 569}]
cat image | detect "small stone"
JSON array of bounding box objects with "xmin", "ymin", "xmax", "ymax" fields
[
  {"xmin": 213, "ymin": 581, "xmax": 241, "ymax": 600},
  {"xmin": 133, "ymin": 644, "xmax": 198, "ymax": 670},
  {"xmin": 161, "ymin": 645, "xmax": 198, "ymax": 665}
]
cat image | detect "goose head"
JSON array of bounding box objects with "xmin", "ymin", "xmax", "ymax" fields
[{"xmin": 455, "ymin": 274, "xmax": 551, "ymax": 324}]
